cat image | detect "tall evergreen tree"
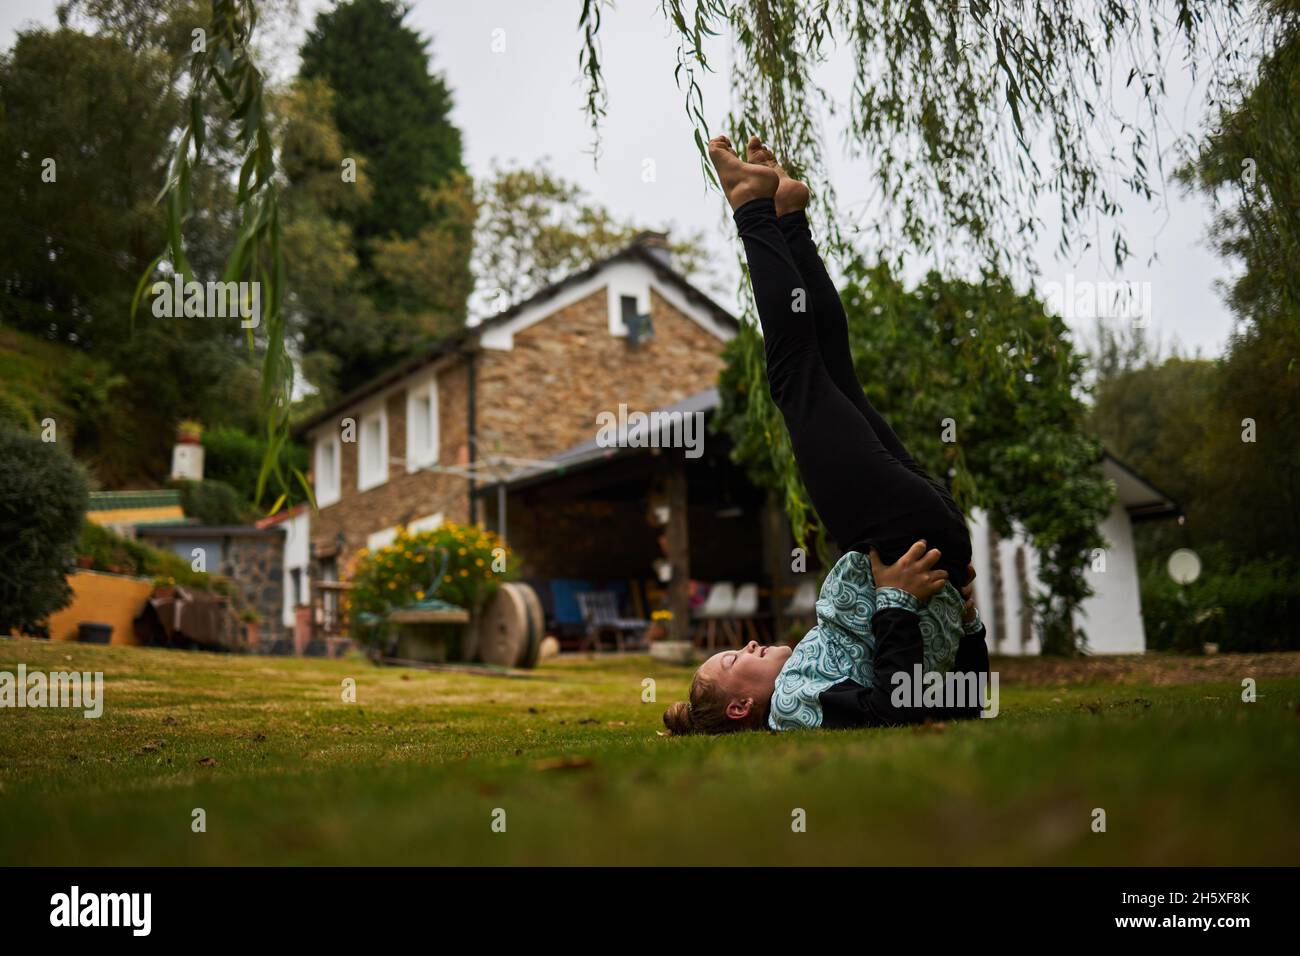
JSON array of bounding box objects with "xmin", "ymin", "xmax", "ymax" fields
[
  {"xmin": 295, "ymin": 0, "xmax": 472, "ymax": 392},
  {"xmin": 299, "ymin": 0, "xmax": 466, "ymax": 260}
]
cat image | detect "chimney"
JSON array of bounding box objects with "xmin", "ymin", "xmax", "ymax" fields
[
  {"xmin": 171, "ymin": 420, "xmax": 205, "ymax": 482},
  {"xmin": 633, "ymin": 230, "xmax": 672, "ymax": 268}
]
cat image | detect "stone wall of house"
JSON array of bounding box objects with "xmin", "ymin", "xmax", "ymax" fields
[
  {"xmin": 308, "ymin": 282, "xmax": 728, "ymax": 567},
  {"xmin": 222, "ymin": 534, "xmax": 285, "ymax": 639},
  {"xmin": 476, "ymin": 287, "xmax": 727, "ymax": 460},
  {"xmin": 311, "ymin": 361, "xmax": 473, "ymax": 561}
]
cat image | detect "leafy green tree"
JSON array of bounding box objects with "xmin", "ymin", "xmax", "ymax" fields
[
  {"xmin": 289, "ymin": 3, "xmax": 479, "ymax": 395},
  {"xmin": 0, "ymin": 16, "xmax": 260, "ymax": 484},
  {"xmin": 276, "ymin": 75, "xmax": 380, "ymax": 402},
  {"xmin": 0, "ymin": 427, "xmax": 89, "ymax": 637},
  {"xmin": 716, "ymin": 263, "xmax": 1113, "ymax": 654},
  {"xmin": 276, "ymin": 75, "xmax": 475, "ymax": 397},
  {"xmin": 1173, "ymin": 6, "xmax": 1300, "ymax": 559},
  {"xmin": 472, "ymin": 160, "xmax": 711, "ymax": 312}
]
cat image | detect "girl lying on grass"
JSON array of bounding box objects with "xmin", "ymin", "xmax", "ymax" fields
[{"xmin": 663, "ymin": 136, "xmax": 989, "ymax": 735}]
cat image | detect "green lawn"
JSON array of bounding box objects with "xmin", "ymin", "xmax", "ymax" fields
[{"xmin": 2, "ymin": 637, "xmax": 1298, "ymax": 865}]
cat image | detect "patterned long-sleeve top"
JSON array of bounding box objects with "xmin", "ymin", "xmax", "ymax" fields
[{"xmin": 768, "ymin": 549, "xmax": 983, "ymax": 731}]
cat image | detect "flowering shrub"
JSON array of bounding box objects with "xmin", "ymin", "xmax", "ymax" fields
[{"xmin": 345, "ymin": 523, "xmax": 516, "ymax": 646}]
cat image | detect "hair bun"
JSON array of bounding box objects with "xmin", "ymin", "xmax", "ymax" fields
[{"xmin": 662, "ymin": 700, "xmax": 693, "ymax": 735}]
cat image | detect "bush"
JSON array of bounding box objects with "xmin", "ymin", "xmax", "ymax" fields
[
  {"xmin": 76, "ymin": 522, "xmax": 231, "ymax": 595},
  {"xmin": 0, "ymin": 389, "xmax": 37, "ymax": 435},
  {"xmin": 0, "ymin": 427, "xmax": 89, "ymax": 636},
  {"xmin": 1140, "ymin": 552, "xmax": 1300, "ymax": 653},
  {"xmin": 202, "ymin": 426, "xmax": 310, "ymax": 509},
  {"xmin": 346, "ymin": 524, "xmax": 515, "ymax": 647},
  {"xmin": 170, "ymin": 478, "xmax": 253, "ymax": 525}
]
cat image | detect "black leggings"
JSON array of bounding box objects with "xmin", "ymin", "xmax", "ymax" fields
[{"xmin": 734, "ymin": 197, "xmax": 972, "ymax": 588}]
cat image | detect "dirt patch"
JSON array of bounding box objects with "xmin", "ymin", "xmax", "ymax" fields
[{"xmin": 992, "ymin": 651, "xmax": 1300, "ymax": 688}]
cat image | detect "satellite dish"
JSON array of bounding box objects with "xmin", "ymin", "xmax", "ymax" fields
[{"xmin": 1167, "ymin": 548, "xmax": 1202, "ymax": 585}]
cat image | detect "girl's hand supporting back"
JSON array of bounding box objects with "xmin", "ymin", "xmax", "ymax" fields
[{"xmin": 869, "ymin": 541, "xmax": 949, "ymax": 603}]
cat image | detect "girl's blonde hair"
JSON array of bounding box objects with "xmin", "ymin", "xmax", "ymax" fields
[{"xmin": 662, "ymin": 670, "xmax": 744, "ymax": 735}]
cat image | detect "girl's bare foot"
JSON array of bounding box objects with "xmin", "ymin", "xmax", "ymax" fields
[
  {"xmin": 708, "ymin": 135, "xmax": 779, "ymax": 211},
  {"xmin": 746, "ymin": 135, "xmax": 810, "ymax": 218}
]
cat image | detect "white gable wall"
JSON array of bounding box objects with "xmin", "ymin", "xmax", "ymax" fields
[
  {"xmin": 478, "ymin": 258, "xmax": 734, "ymax": 351},
  {"xmin": 967, "ymin": 505, "xmax": 1145, "ymax": 655},
  {"xmin": 1078, "ymin": 502, "xmax": 1145, "ymax": 653},
  {"xmin": 281, "ymin": 509, "xmax": 311, "ymax": 628}
]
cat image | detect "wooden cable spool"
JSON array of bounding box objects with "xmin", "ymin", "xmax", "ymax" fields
[
  {"xmin": 516, "ymin": 583, "xmax": 544, "ymax": 669},
  {"xmin": 477, "ymin": 582, "xmax": 542, "ymax": 668}
]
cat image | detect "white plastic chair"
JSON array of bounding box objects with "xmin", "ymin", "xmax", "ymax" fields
[
  {"xmin": 732, "ymin": 582, "xmax": 765, "ymax": 645},
  {"xmin": 784, "ymin": 581, "xmax": 816, "ymax": 617},
  {"xmin": 693, "ymin": 582, "xmax": 736, "ymax": 649},
  {"xmin": 732, "ymin": 583, "xmax": 759, "ymax": 616}
]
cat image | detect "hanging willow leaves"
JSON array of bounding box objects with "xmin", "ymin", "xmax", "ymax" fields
[
  {"xmin": 133, "ymin": 0, "xmax": 305, "ymax": 513},
  {"xmin": 577, "ymin": 0, "xmax": 1270, "ymax": 653},
  {"xmin": 600, "ymin": 0, "xmax": 1262, "ymax": 270}
]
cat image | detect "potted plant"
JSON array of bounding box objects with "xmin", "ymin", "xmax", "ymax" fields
[
  {"xmin": 646, "ymin": 609, "xmax": 672, "ymax": 642},
  {"xmin": 348, "ymin": 523, "xmax": 515, "ymax": 662},
  {"xmin": 240, "ymin": 609, "xmax": 261, "ymax": 648},
  {"xmin": 176, "ymin": 419, "xmax": 203, "ymax": 445}
]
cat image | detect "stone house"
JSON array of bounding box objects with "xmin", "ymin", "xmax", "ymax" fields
[{"xmin": 294, "ymin": 233, "xmax": 741, "ymax": 636}]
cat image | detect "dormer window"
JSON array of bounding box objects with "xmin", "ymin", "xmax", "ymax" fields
[{"xmin": 622, "ymin": 294, "xmax": 654, "ymax": 347}]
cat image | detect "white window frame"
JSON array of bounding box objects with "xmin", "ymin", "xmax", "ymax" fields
[
  {"xmin": 314, "ymin": 434, "xmax": 341, "ymax": 507},
  {"xmin": 407, "ymin": 512, "xmax": 444, "ymax": 534},
  {"xmin": 406, "ymin": 376, "xmax": 440, "ymax": 472},
  {"xmin": 607, "ymin": 270, "xmax": 651, "ymax": 337},
  {"xmin": 367, "ymin": 526, "xmax": 400, "ymax": 551},
  {"xmin": 357, "ymin": 404, "xmax": 389, "ymax": 492}
]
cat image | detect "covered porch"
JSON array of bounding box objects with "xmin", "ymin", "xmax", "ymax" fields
[{"xmin": 473, "ymin": 388, "xmax": 809, "ymax": 650}]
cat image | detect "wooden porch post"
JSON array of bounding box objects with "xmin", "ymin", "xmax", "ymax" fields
[
  {"xmin": 761, "ymin": 491, "xmax": 789, "ymax": 643},
  {"xmin": 665, "ymin": 456, "xmax": 691, "ymax": 643}
]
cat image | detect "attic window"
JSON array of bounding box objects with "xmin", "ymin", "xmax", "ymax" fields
[{"xmin": 622, "ymin": 294, "xmax": 653, "ymax": 347}]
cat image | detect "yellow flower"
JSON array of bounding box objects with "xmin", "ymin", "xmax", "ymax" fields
[
  {"xmin": 459, "ymin": 569, "xmax": 468, "ymax": 577},
  {"xmin": 475, "ymin": 558, "xmax": 484, "ymax": 567},
  {"xmin": 415, "ymin": 591, "xmax": 425, "ymax": 600}
]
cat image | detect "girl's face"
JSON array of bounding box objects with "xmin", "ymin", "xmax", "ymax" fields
[{"xmin": 697, "ymin": 641, "xmax": 793, "ymax": 726}]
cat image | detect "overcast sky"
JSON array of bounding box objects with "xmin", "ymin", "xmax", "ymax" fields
[{"xmin": 2, "ymin": 0, "xmax": 1241, "ymax": 357}]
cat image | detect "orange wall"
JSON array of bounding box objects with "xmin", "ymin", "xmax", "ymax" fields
[{"xmin": 46, "ymin": 571, "xmax": 153, "ymax": 645}]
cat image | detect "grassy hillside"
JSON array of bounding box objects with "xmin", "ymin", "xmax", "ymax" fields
[
  {"xmin": 0, "ymin": 326, "xmax": 88, "ymax": 432},
  {"xmin": 0, "ymin": 325, "xmax": 140, "ymax": 483},
  {"xmin": 1, "ymin": 639, "xmax": 1297, "ymax": 865}
]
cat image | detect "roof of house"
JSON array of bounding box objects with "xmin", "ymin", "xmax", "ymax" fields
[
  {"xmin": 86, "ymin": 489, "xmax": 187, "ymax": 527},
  {"xmin": 484, "ymin": 386, "xmax": 1184, "ymax": 521},
  {"xmin": 293, "ymin": 236, "xmax": 739, "ymax": 438},
  {"xmin": 254, "ymin": 503, "xmax": 309, "ymax": 529},
  {"xmin": 87, "ymin": 490, "xmax": 182, "ymax": 511},
  {"xmin": 136, "ymin": 524, "xmax": 284, "ymax": 539}
]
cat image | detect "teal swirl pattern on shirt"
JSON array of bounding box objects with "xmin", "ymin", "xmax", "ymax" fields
[{"xmin": 767, "ymin": 550, "xmax": 965, "ymax": 731}]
